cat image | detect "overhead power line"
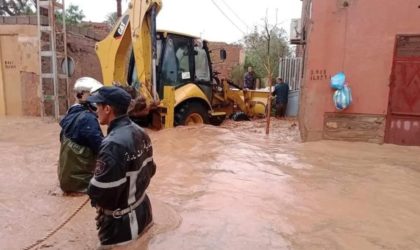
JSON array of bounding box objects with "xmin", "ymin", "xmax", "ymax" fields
[
  {"xmin": 218, "ymin": 0, "xmax": 250, "ymax": 31},
  {"xmin": 209, "ymin": 0, "xmax": 246, "ymax": 35}
]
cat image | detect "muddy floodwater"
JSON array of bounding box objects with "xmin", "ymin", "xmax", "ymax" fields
[{"xmin": 0, "ymin": 117, "xmax": 420, "ymax": 250}]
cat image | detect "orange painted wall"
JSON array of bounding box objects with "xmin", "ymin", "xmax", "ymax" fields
[
  {"xmin": 0, "ymin": 25, "xmax": 38, "ymax": 116},
  {"xmin": 300, "ymin": 0, "xmax": 420, "ymax": 140},
  {"xmin": 0, "ymin": 22, "xmax": 104, "ymax": 116}
]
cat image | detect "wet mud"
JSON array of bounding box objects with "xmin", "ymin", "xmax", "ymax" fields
[{"xmin": 0, "ymin": 117, "xmax": 419, "ymax": 250}]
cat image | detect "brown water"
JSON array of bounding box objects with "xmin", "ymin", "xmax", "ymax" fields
[{"xmin": 0, "ymin": 117, "xmax": 419, "ymax": 250}]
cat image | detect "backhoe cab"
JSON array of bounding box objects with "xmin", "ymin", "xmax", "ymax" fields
[
  {"xmin": 127, "ymin": 31, "xmax": 228, "ymax": 127},
  {"xmin": 96, "ymin": 0, "xmax": 268, "ymax": 128}
]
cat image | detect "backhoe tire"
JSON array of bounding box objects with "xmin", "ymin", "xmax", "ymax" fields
[
  {"xmin": 175, "ymin": 102, "xmax": 209, "ymax": 126},
  {"xmin": 231, "ymin": 111, "xmax": 250, "ymax": 121}
]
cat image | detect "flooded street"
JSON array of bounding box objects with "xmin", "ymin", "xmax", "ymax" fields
[{"xmin": 0, "ymin": 117, "xmax": 419, "ymax": 250}]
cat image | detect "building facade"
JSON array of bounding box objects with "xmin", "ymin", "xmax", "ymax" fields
[
  {"xmin": 0, "ymin": 16, "xmax": 104, "ymax": 117},
  {"xmin": 297, "ymin": 0, "xmax": 420, "ymax": 146},
  {"xmin": 208, "ymin": 42, "xmax": 244, "ymax": 80}
]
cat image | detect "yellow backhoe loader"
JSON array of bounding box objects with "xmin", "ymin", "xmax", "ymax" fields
[{"xmin": 96, "ymin": 0, "xmax": 269, "ymax": 128}]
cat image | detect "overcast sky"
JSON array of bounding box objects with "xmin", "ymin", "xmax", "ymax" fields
[{"xmin": 67, "ymin": 0, "xmax": 302, "ymax": 43}]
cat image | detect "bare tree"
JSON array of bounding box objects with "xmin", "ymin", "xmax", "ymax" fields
[
  {"xmin": 241, "ymin": 12, "xmax": 289, "ymax": 86},
  {"xmin": 105, "ymin": 11, "xmax": 118, "ymax": 27},
  {"xmin": 244, "ymin": 10, "xmax": 282, "ymax": 134},
  {"xmin": 262, "ymin": 13, "xmax": 277, "ymax": 135}
]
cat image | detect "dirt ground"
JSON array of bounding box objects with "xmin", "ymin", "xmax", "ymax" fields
[{"xmin": 0, "ymin": 117, "xmax": 419, "ymax": 250}]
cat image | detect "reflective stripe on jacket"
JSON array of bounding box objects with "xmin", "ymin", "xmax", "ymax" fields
[{"xmin": 88, "ymin": 115, "xmax": 156, "ymax": 245}]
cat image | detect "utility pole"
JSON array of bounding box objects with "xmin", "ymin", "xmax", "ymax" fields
[{"xmin": 117, "ymin": 0, "xmax": 122, "ymax": 17}]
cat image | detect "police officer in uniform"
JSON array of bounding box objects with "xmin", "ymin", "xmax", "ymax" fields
[{"xmin": 87, "ymin": 86, "xmax": 156, "ymax": 248}]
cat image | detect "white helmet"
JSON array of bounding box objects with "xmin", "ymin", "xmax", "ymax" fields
[{"xmin": 74, "ymin": 77, "xmax": 103, "ymax": 94}]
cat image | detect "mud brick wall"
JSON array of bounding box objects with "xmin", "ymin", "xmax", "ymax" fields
[
  {"xmin": 21, "ymin": 72, "xmax": 40, "ymax": 116},
  {"xmin": 323, "ymin": 113, "xmax": 386, "ymax": 143},
  {"xmin": 78, "ymin": 21, "xmax": 110, "ymax": 41},
  {"xmin": 37, "ymin": 32, "xmax": 104, "ymax": 115},
  {"xmin": 208, "ymin": 42, "xmax": 243, "ymax": 80},
  {"xmin": 66, "ymin": 32, "xmax": 103, "ymax": 104}
]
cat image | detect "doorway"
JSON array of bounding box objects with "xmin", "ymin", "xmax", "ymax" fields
[
  {"xmin": 0, "ymin": 35, "xmax": 22, "ymax": 116},
  {"xmin": 385, "ymin": 35, "xmax": 420, "ymax": 146}
]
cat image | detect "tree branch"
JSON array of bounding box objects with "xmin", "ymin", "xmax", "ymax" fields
[{"xmin": 1, "ymin": 0, "xmax": 16, "ymax": 15}]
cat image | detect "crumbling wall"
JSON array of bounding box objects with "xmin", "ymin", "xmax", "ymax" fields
[
  {"xmin": 79, "ymin": 21, "xmax": 111, "ymax": 41},
  {"xmin": 20, "ymin": 72, "xmax": 40, "ymax": 116},
  {"xmin": 66, "ymin": 32, "xmax": 103, "ymax": 104},
  {"xmin": 42, "ymin": 32, "xmax": 103, "ymax": 115},
  {"xmin": 208, "ymin": 42, "xmax": 244, "ymax": 80}
]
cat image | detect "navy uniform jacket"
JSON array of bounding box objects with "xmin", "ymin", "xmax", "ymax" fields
[
  {"xmin": 58, "ymin": 104, "xmax": 103, "ymax": 192},
  {"xmin": 88, "ymin": 115, "xmax": 156, "ymax": 246},
  {"xmin": 60, "ymin": 104, "xmax": 103, "ymax": 154}
]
